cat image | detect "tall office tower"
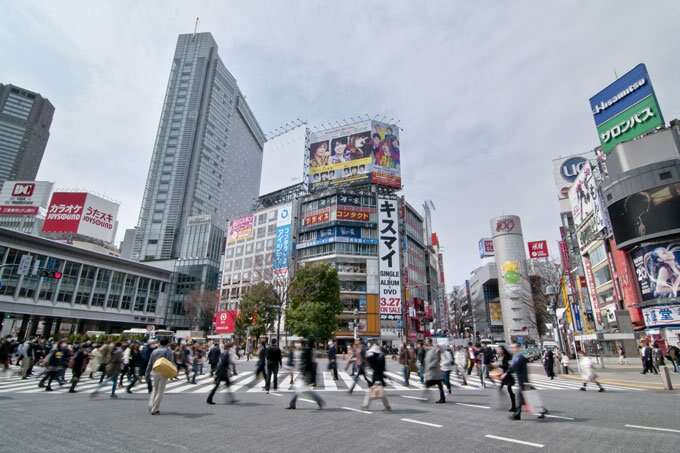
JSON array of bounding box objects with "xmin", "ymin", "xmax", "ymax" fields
[
  {"xmin": 133, "ymin": 32, "xmax": 265, "ymax": 261},
  {"xmin": 0, "ymin": 84, "xmax": 54, "ymax": 188}
]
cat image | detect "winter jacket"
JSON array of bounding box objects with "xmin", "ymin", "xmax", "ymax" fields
[
  {"xmin": 266, "ymin": 346, "xmax": 282, "ymax": 368},
  {"xmin": 424, "ymin": 348, "xmax": 442, "ymax": 381},
  {"xmin": 106, "ymin": 347, "xmax": 124, "ymax": 376}
]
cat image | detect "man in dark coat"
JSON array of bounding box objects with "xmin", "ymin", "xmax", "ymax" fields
[
  {"xmin": 208, "ymin": 342, "xmax": 221, "ymax": 377},
  {"xmin": 286, "ymin": 340, "xmax": 324, "ymax": 410},
  {"xmin": 503, "ymin": 343, "xmax": 531, "ymax": 420},
  {"xmin": 265, "ymin": 339, "xmax": 282, "ymax": 393},
  {"xmin": 207, "ymin": 343, "xmax": 237, "ymax": 405},
  {"xmin": 543, "ymin": 349, "xmax": 555, "ymax": 380}
]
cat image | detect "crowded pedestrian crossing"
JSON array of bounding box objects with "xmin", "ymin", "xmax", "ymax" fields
[{"xmin": 0, "ymin": 367, "xmax": 644, "ymax": 395}]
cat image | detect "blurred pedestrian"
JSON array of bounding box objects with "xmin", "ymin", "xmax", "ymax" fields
[
  {"xmin": 423, "ymin": 338, "xmax": 446, "ymax": 404},
  {"xmin": 90, "ymin": 342, "xmax": 123, "ymax": 398},
  {"xmin": 441, "ymin": 344, "xmax": 455, "ymax": 394},
  {"xmin": 561, "ymin": 352, "xmax": 570, "ymax": 374},
  {"xmin": 348, "ymin": 340, "xmax": 370, "ymax": 394},
  {"xmin": 68, "ymin": 343, "xmax": 90, "ymax": 393},
  {"xmin": 207, "ymin": 342, "xmax": 237, "ymax": 405},
  {"xmin": 580, "ymin": 351, "xmax": 604, "ymax": 392},
  {"xmin": 454, "ymin": 346, "xmax": 468, "ymax": 385},
  {"xmin": 416, "ymin": 341, "xmax": 426, "ymax": 384},
  {"xmin": 496, "ymin": 345, "xmax": 516, "ymax": 413},
  {"xmin": 543, "ymin": 349, "xmax": 555, "ymax": 380},
  {"xmin": 208, "ymin": 342, "xmax": 220, "ymax": 377},
  {"xmin": 363, "ymin": 343, "xmax": 391, "ymax": 411},
  {"xmin": 265, "ymin": 339, "xmax": 282, "ymax": 393},
  {"xmin": 327, "ymin": 340, "xmax": 338, "ymax": 381},
  {"xmin": 286, "ymin": 340, "xmax": 324, "ymax": 410}
]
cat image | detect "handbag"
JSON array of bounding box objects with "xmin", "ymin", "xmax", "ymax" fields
[
  {"xmin": 369, "ymin": 383, "xmax": 384, "ymax": 399},
  {"xmin": 152, "ymin": 357, "xmax": 178, "ymax": 379}
]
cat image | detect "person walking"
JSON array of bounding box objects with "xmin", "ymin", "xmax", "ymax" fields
[
  {"xmin": 286, "ymin": 340, "xmax": 324, "ymax": 410},
  {"xmin": 423, "ymin": 338, "xmax": 446, "ymax": 404},
  {"xmin": 441, "ymin": 344, "xmax": 455, "ymax": 394},
  {"xmin": 640, "ymin": 342, "xmax": 656, "ymax": 374},
  {"xmin": 667, "ymin": 343, "xmax": 680, "ymax": 373},
  {"xmin": 265, "ymin": 339, "xmax": 282, "ymax": 393},
  {"xmin": 466, "ymin": 342, "xmax": 476, "ymax": 376},
  {"xmin": 580, "ymin": 351, "xmax": 604, "ymax": 392},
  {"xmin": 208, "ymin": 342, "xmax": 221, "ymax": 377},
  {"xmin": 174, "ymin": 343, "xmax": 191, "ymax": 382},
  {"xmin": 39, "ymin": 340, "xmax": 68, "ymax": 391},
  {"xmin": 97, "ymin": 342, "xmax": 113, "ymax": 383},
  {"xmin": 245, "ymin": 338, "xmax": 253, "ymax": 361},
  {"xmin": 496, "ymin": 345, "xmax": 516, "ymax": 413},
  {"xmin": 91, "ymin": 342, "xmax": 124, "ymax": 398},
  {"xmin": 20, "ymin": 338, "xmax": 35, "ymax": 379},
  {"xmin": 284, "ymin": 343, "xmax": 297, "ymax": 389},
  {"xmin": 480, "ymin": 344, "xmax": 494, "ymax": 388},
  {"xmin": 327, "ymin": 340, "xmax": 338, "ymax": 381},
  {"xmin": 348, "ymin": 340, "xmax": 370, "ymax": 394},
  {"xmin": 652, "ymin": 344, "xmax": 663, "ymax": 372},
  {"xmin": 454, "ymin": 346, "xmax": 468, "ymax": 385},
  {"xmin": 119, "ymin": 342, "xmax": 132, "ymax": 387},
  {"xmin": 190, "ymin": 344, "xmax": 204, "ymax": 384},
  {"xmin": 362, "ymin": 343, "xmax": 391, "ymax": 411},
  {"xmin": 617, "ymin": 343, "xmax": 629, "ymax": 366},
  {"xmin": 125, "ymin": 343, "xmax": 143, "ymax": 393},
  {"xmin": 416, "ymin": 341, "xmax": 426, "ymax": 384},
  {"xmin": 146, "ymin": 338, "xmax": 174, "ymax": 415},
  {"xmin": 503, "ymin": 343, "xmax": 542, "ymax": 420},
  {"xmin": 68, "ymin": 343, "xmax": 90, "ymax": 393},
  {"xmin": 543, "ymin": 349, "xmax": 555, "ymax": 380},
  {"xmin": 206, "ymin": 342, "xmax": 237, "ymax": 405},
  {"xmin": 255, "ymin": 339, "xmax": 268, "ymax": 383},
  {"xmin": 561, "ymin": 352, "xmax": 570, "ymax": 374}
]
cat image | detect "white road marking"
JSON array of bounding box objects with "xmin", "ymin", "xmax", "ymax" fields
[
  {"xmin": 484, "ymin": 434, "xmax": 544, "ymax": 448},
  {"xmin": 299, "ymin": 398, "xmax": 316, "ymax": 404},
  {"xmin": 400, "ymin": 418, "xmax": 442, "ymax": 428},
  {"xmin": 545, "ymin": 414, "xmax": 574, "ymax": 421},
  {"xmin": 270, "ymin": 392, "xmax": 282, "ymax": 397},
  {"xmin": 624, "ymin": 424, "xmax": 680, "ymax": 434},
  {"xmin": 322, "ymin": 371, "xmax": 337, "ymax": 391},
  {"xmin": 455, "ymin": 402, "xmax": 490, "ymax": 409},
  {"xmin": 401, "ymin": 395, "xmax": 427, "ymax": 401},
  {"xmin": 342, "ymin": 406, "xmax": 372, "ymax": 414}
]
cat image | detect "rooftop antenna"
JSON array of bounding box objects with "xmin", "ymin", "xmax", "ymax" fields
[{"xmin": 194, "ymin": 17, "xmax": 200, "ymax": 36}]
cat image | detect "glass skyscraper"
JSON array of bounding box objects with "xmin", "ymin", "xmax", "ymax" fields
[
  {"xmin": 133, "ymin": 32, "xmax": 265, "ymax": 262},
  {"xmin": 0, "ymin": 84, "xmax": 54, "ymax": 188}
]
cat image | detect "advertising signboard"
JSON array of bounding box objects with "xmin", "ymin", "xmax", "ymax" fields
[
  {"xmin": 568, "ymin": 161, "xmax": 607, "ymax": 230},
  {"xmin": 0, "ymin": 181, "xmax": 53, "ymax": 215},
  {"xmin": 478, "ymin": 238, "xmax": 495, "ymax": 258},
  {"xmin": 488, "ymin": 302, "xmax": 503, "ymax": 326},
  {"xmin": 582, "ymin": 256, "xmax": 605, "ymax": 330},
  {"xmin": 589, "ymin": 63, "xmax": 664, "ymax": 153},
  {"xmin": 370, "ymin": 122, "xmax": 401, "ymax": 189},
  {"xmin": 642, "ymin": 304, "xmax": 680, "ymax": 328},
  {"xmin": 306, "ymin": 120, "xmax": 401, "ymax": 191},
  {"xmin": 631, "ymin": 241, "xmax": 680, "ymax": 303},
  {"xmin": 272, "ymin": 203, "xmax": 292, "ymax": 275},
  {"xmin": 378, "ymin": 197, "xmax": 402, "ymax": 320},
  {"xmin": 43, "ymin": 192, "xmax": 119, "ymax": 244},
  {"xmin": 552, "ymin": 155, "xmax": 589, "ymax": 213},
  {"xmin": 609, "ymin": 239, "xmax": 644, "ymax": 328},
  {"xmin": 227, "ymin": 215, "xmax": 255, "ymax": 244},
  {"xmin": 608, "ymin": 182, "xmax": 680, "ymax": 247},
  {"xmin": 302, "ymin": 208, "xmax": 330, "ymax": 227},
  {"xmin": 528, "ymin": 240, "xmax": 549, "ymax": 259},
  {"xmin": 336, "ymin": 206, "xmax": 370, "ymax": 222},
  {"xmin": 213, "ymin": 310, "xmax": 238, "ymax": 334}
]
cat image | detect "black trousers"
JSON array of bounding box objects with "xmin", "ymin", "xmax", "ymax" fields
[
  {"xmin": 349, "ymin": 366, "xmax": 370, "ymax": 393},
  {"xmin": 514, "ymin": 385, "xmax": 525, "ymax": 418},
  {"xmin": 69, "ymin": 368, "xmax": 83, "ymax": 391},
  {"xmin": 500, "ymin": 381, "xmax": 516, "ymax": 410},
  {"xmin": 328, "ymin": 360, "xmax": 338, "ymax": 380},
  {"xmin": 425, "ymin": 379, "xmax": 445, "ymax": 402},
  {"xmin": 207, "ymin": 376, "xmax": 234, "ymax": 403},
  {"xmin": 265, "ymin": 365, "xmax": 279, "ymax": 391}
]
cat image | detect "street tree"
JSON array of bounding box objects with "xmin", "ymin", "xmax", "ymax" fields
[
  {"xmin": 183, "ymin": 290, "xmax": 218, "ymax": 332},
  {"xmin": 286, "ymin": 263, "xmax": 342, "ymax": 343},
  {"xmin": 527, "ymin": 259, "xmax": 563, "ymax": 339},
  {"xmin": 235, "ymin": 282, "xmax": 279, "ymax": 340}
]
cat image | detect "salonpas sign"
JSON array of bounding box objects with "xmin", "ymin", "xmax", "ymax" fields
[{"xmin": 589, "ymin": 63, "xmax": 664, "ymax": 154}]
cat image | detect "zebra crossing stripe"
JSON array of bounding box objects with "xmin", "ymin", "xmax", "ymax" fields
[
  {"xmin": 322, "ymin": 372, "xmax": 337, "ymax": 391},
  {"xmin": 166, "ymin": 375, "xmax": 214, "ymax": 393},
  {"xmin": 191, "ymin": 371, "xmax": 254, "ymax": 393}
]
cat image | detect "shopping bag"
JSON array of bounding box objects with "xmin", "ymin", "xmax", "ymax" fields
[
  {"xmin": 522, "ymin": 385, "xmax": 545, "ymax": 416},
  {"xmin": 369, "ymin": 384, "xmax": 385, "ymax": 399},
  {"xmin": 152, "ymin": 357, "xmax": 177, "ymax": 379}
]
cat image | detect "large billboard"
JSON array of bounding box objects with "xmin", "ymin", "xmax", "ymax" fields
[
  {"xmin": 213, "ymin": 310, "xmax": 237, "ymax": 334},
  {"xmin": 642, "ymin": 305, "xmax": 680, "ymax": 328},
  {"xmin": 552, "ymin": 153, "xmax": 590, "ymax": 213},
  {"xmin": 631, "ymin": 241, "xmax": 680, "ymax": 303},
  {"xmin": 568, "ymin": 161, "xmax": 608, "ymax": 232},
  {"xmin": 306, "ymin": 120, "xmax": 401, "ymax": 191},
  {"xmin": 0, "ymin": 181, "xmax": 53, "ymax": 215},
  {"xmin": 590, "ymin": 63, "xmax": 664, "ymax": 153},
  {"xmin": 608, "ymin": 182, "xmax": 680, "ymax": 247},
  {"xmin": 260, "ymin": 125, "xmax": 307, "ymax": 196},
  {"xmin": 227, "ymin": 215, "xmax": 255, "ymax": 244},
  {"xmin": 378, "ymin": 197, "xmax": 402, "ymax": 320},
  {"xmin": 42, "ymin": 192, "xmax": 119, "ymax": 243}
]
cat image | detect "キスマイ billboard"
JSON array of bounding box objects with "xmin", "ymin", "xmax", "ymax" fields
[
  {"xmin": 0, "ymin": 181, "xmax": 53, "ymax": 216},
  {"xmin": 631, "ymin": 242, "xmax": 680, "ymax": 302},
  {"xmin": 306, "ymin": 120, "xmax": 401, "ymax": 191},
  {"xmin": 608, "ymin": 182, "xmax": 680, "ymax": 247},
  {"xmin": 378, "ymin": 197, "xmax": 402, "ymax": 320},
  {"xmin": 227, "ymin": 215, "xmax": 255, "ymax": 244},
  {"xmin": 42, "ymin": 192, "xmax": 119, "ymax": 243},
  {"xmin": 589, "ymin": 63, "xmax": 664, "ymax": 153}
]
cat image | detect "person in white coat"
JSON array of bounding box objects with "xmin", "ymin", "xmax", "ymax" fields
[
  {"xmin": 580, "ymin": 351, "xmax": 604, "ymax": 392},
  {"xmin": 453, "ymin": 346, "xmax": 468, "ymax": 385}
]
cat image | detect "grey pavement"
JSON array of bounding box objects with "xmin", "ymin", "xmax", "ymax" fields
[{"xmin": 1, "ymin": 358, "xmax": 680, "ymax": 453}]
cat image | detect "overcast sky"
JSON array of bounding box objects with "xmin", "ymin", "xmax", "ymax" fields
[{"xmin": 2, "ymin": 1, "xmax": 679, "ymax": 286}]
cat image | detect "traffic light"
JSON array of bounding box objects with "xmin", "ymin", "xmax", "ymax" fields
[{"xmin": 40, "ymin": 270, "xmax": 63, "ymax": 280}]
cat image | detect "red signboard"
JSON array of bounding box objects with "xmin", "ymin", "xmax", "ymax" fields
[
  {"xmin": 303, "ymin": 209, "xmax": 330, "ymax": 226},
  {"xmin": 528, "ymin": 240, "xmax": 549, "ymax": 258},
  {"xmin": 0, "ymin": 205, "xmax": 39, "ymax": 215},
  {"xmin": 42, "ymin": 192, "xmax": 87, "ymax": 234},
  {"xmin": 213, "ymin": 310, "xmax": 238, "ymax": 334},
  {"xmin": 336, "ymin": 207, "xmax": 369, "ymax": 222},
  {"xmin": 608, "ymin": 238, "xmax": 644, "ymax": 329}
]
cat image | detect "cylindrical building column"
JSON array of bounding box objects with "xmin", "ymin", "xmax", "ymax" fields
[{"xmin": 490, "ymin": 215, "xmax": 537, "ymax": 345}]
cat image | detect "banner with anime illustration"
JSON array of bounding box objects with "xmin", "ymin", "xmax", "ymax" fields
[
  {"xmin": 631, "ymin": 242, "xmax": 680, "ymax": 303},
  {"xmin": 370, "ymin": 122, "xmax": 401, "ymax": 188}
]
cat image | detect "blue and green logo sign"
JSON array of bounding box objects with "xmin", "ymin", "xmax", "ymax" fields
[{"xmin": 589, "ymin": 63, "xmax": 664, "ymax": 153}]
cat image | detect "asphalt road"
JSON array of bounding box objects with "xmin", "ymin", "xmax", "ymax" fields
[{"xmin": 1, "ymin": 359, "xmax": 679, "ymax": 453}]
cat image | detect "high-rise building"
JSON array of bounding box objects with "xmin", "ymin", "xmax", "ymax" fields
[
  {"xmin": 133, "ymin": 32, "xmax": 265, "ymax": 262},
  {"xmin": 0, "ymin": 84, "xmax": 54, "ymax": 188}
]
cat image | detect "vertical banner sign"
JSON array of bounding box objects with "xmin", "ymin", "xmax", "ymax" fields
[
  {"xmin": 561, "ymin": 276, "xmax": 574, "ymax": 332},
  {"xmin": 378, "ymin": 197, "xmax": 402, "ymax": 320},
  {"xmin": 273, "ymin": 203, "xmax": 292, "ymax": 276},
  {"xmin": 582, "ymin": 256, "xmax": 604, "ymax": 330}
]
